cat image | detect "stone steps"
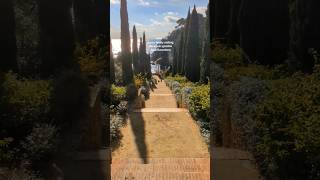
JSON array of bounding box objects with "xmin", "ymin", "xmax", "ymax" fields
[{"xmin": 111, "ymin": 158, "xmax": 210, "ymax": 180}]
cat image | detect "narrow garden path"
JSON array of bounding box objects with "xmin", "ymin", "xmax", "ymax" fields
[{"xmin": 111, "ymin": 76, "xmax": 210, "ymax": 179}]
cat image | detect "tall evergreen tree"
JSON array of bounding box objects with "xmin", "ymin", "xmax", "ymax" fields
[
  {"xmin": 172, "ymin": 47, "xmax": 178, "ymax": 75},
  {"xmin": 239, "ymin": 0, "xmax": 289, "ymax": 65},
  {"xmin": 200, "ymin": 4, "xmax": 210, "ymax": 83},
  {"xmin": 214, "ymin": 0, "xmax": 230, "ymax": 39},
  {"xmin": 288, "ymin": 0, "xmax": 320, "ymax": 72},
  {"xmin": 185, "ymin": 6, "xmax": 201, "ymax": 82},
  {"xmin": 181, "ymin": 7, "xmax": 191, "ymax": 75},
  {"xmin": 177, "ymin": 33, "xmax": 184, "ymax": 74},
  {"xmin": 132, "ymin": 25, "xmax": 139, "ymax": 74},
  {"xmin": 110, "ymin": 42, "xmax": 115, "ymax": 83},
  {"xmin": 0, "ymin": 0, "xmax": 18, "ymax": 72},
  {"xmin": 140, "ymin": 32, "xmax": 150, "ymax": 77},
  {"xmin": 37, "ymin": 0, "xmax": 75, "ymax": 77},
  {"xmin": 120, "ymin": 0, "xmax": 133, "ymax": 84},
  {"xmin": 227, "ymin": 0, "xmax": 241, "ymax": 44},
  {"xmin": 138, "ymin": 37, "xmax": 143, "ymax": 74},
  {"xmin": 73, "ymin": 0, "xmax": 97, "ymax": 43}
]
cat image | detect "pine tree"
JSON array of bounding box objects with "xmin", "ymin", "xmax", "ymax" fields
[
  {"xmin": 0, "ymin": 0, "xmax": 17, "ymax": 72},
  {"xmin": 185, "ymin": 5, "xmax": 200, "ymax": 82},
  {"xmin": 132, "ymin": 25, "xmax": 139, "ymax": 74},
  {"xmin": 120, "ymin": 0, "xmax": 133, "ymax": 84},
  {"xmin": 37, "ymin": 0, "xmax": 75, "ymax": 77}
]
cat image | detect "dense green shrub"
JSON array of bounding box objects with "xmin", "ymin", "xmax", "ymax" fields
[
  {"xmin": 0, "ymin": 138, "xmax": 14, "ymax": 163},
  {"xmin": 21, "ymin": 124, "xmax": 58, "ymax": 162},
  {"xmin": 166, "ymin": 75, "xmax": 188, "ymax": 84},
  {"xmin": 0, "ymin": 72, "xmax": 52, "ymax": 139},
  {"xmin": 74, "ymin": 38, "xmax": 107, "ymax": 84},
  {"xmin": 188, "ymin": 85, "xmax": 210, "ymax": 123},
  {"xmin": 252, "ymin": 69, "xmax": 320, "ymax": 180},
  {"xmin": 229, "ymin": 77, "xmax": 268, "ymax": 149},
  {"xmin": 212, "ymin": 43, "xmax": 243, "ymax": 68},
  {"xmin": 110, "ymin": 114, "xmax": 125, "ymax": 148},
  {"xmin": 111, "ymin": 85, "xmax": 126, "ymax": 105},
  {"xmin": 225, "ymin": 65, "xmax": 275, "ymax": 81}
]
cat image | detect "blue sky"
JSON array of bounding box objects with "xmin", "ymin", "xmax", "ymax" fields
[{"xmin": 110, "ymin": 0, "xmax": 208, "ymax": 40}]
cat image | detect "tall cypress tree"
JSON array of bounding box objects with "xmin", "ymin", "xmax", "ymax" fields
[
  {"xmin": 172, "ymin": 46, "xmax": 178, "ymax": 75},
  {"xmin": 185, "ymin": 5, "xmax": 200, "ymax": 82},
  {"xmin": 181, "ymin": 7, "xmax": 191, "ymax": 75},
  {"xmin": 140, "ymin": 32, "xmax": 149, "ymax": 76},
  {"xmin": 120, "ymin": 0, "xmax": 133, "ymax": 84},
  {"xmin": 239, "ymin": 0, "xmax": 289, "ymax": 65},
  {"xmin": 288, "ymin": 0, "xmax": 320, "ymax": 73},
  {"xmin": 142, "ymin": 32, "xmax": 152, "ymax": 78},
  {"xmin": 73, "ymin": 0, "xmax": 97, "ymax": 43},
  {"xmin": 214, "ymin": 0, "xmax": 231, "ymax": 39},
  {"xmin": 200, "ymin": 4, "xmax": 210, "ymax": 83},
  {"xmin": 138, "ymin": 37, "xmax": 143, "ymax": 74},
  {"xmin": 0, "ymin": 0, "xmax": 17, "ymax": 72},
  {"xmin": 37, "ymin": 0, "xmax": 75, "ymax": 77},
  {"xmin": 110, "ymin": 41, "xmax": 115, "ymax": 83},
  {"xmin": 177, "ymin": 33, "xmax": 184, "ymax": 74},
  {"xmin": 132, "ymin": 25, "xmax": 139, "ymax": 74},
  {"xmin": 227, "ymin": 0, "xmax": 241, "ymax": 45}
]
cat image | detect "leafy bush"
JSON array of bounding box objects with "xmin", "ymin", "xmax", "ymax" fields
[
  {"xmin": 166, "ymin": 75, "xmax": 188, "ymax": 84},
  {"xmin": 111, "ymin": 85, "xmax": 126, "ymax": 106},
  {"xmin": 110, "ymin": 115, "xmax": 125, "ymax": 148},
  {"xmin": 116, "ymin": 101, "xmax": 128, "ymax": 115},
  {"xmin": 0, "ymin": 72, "xmax": 52, "ymax": 139},
  {"xmin": 0, "ymin": 138, "xmax": 14, "ymax": 163},
  {"xmin": 134, "ymin": 74, "xmax": 145, "ymax": 88},
  {"xmin": 21, "ymin": 124, "xmax": 58, "ymax": 162},
  {"xmin": 74, "ymin": 38, "xmax": 107, "ymax": 84},
  {"xmin": 225, "ymin": 65, "xmax": 275, "ymax": 81},
  {"xmin": 188, "ymin": 85, "xmax": 210, "ymax": 123},
  {"xmin": 1, "ymin": 164, "xmax": 43, "ymax": 180},
  {"xmin": 252, "ymin": 70, "xmax": 320, "ymax": 180},
  {"xmin": 212, "ymin": 42, "xmax": 243, "ymax": 68},
  {"xmin": 229, "ymin": 77, "xmax": 268, "ymax": 149}
]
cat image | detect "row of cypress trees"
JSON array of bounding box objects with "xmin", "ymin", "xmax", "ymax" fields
[
  {"xmin": 212, "ymin": 0, "xmax": 320, "ymax": 73},
  {"xmin": 0, "ymin": 0, "xmax": 109, "ymax": 77},
  {"xmin": 114, "ymin": 0, "xmax": 151, "ymax": 85},
  {"xmin": 169, "ymin": 5, "xmax": 209, "ymax": 83}
]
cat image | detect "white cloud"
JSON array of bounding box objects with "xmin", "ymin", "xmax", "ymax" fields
[
  {"xmin": 137, "ymin": 0, "xmax": 158, "ymax": 6},
  {"xmin": 196, "ymin": 6, "xmax": 207, "ymax": 16},
  {"xmin": 110, "ymin": 0, "xmax": 120, "ymax": 4},
  {"xmin": 164, "ymin": 15, "xmax": 180, "ymax": 23}
]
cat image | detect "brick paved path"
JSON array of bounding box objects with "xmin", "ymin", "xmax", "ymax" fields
[{"xmin": 111, "ymin": 77, "xmax": 210, "ymax": 179}]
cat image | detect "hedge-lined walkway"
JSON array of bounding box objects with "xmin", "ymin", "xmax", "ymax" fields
[{"xmin": 111, "ymin": 76, "xmax": 210, "ymax": 179}]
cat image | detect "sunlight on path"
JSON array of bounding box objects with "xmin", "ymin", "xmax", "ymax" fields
[{"xmin": 111, "ymin": 76, "xmax": 210, "ymax": 179}]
